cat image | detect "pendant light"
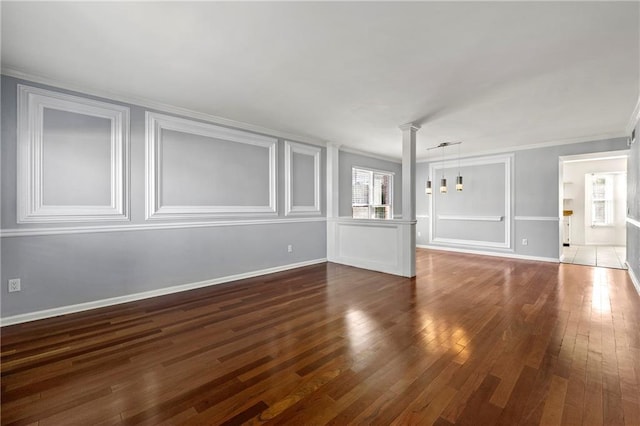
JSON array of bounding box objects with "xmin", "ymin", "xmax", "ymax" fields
[
  {"xmin": 440, "ymin": 144, "xmax": 447, "ymax": 193},
  {"xmin": 425, "ymin": 147, "xmax": 432, "ymax": 195},
  {"xmin": 456, "ymin": 143, "xmax": 463, "ymax": 191}
]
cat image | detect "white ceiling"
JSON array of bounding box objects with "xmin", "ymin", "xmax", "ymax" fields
[{"xmin": 2, "ymin": 1, "xmax": 639, "ymax": 160}]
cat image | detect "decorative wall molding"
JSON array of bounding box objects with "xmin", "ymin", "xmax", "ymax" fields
[
  {"xmin": 0, "ymin": 258, "xmax": 327, "ymax": 326},
  {"xmin": 17, "ymin": 84, "xmax": 129, "ymax": 223},
  {"xmin": 284, "ymin": 141, "xmax": 321, "ymax": 216},
  {"xmin": 418, "ymin": 244, "xmax": 559, "ymax": 264},
  {"xmin": 3, "ymin": 68, "xmax": 328, "ymax": 148},
  {"xmin": 1, "ymin": 217, "xmax": 327, "ymax": 238},
  {"xmin": 438, "ymin": 215, "xmax": 503, "ymax": 222},
  {"xmin": 145, "ymin": 112, "xmax": 278, "ymax": 219},
  {"xmin": 515, "ymin": 216, "xmax": 560, "ymax": 221},
  {"xmin": 627, "ymin": 217, "xmax": 640, "ymax": 229},
  {"xmin": 429, "ymin": 154, "xmax": 512, "ymax": 249}
]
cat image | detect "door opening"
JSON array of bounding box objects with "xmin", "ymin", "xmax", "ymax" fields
[{"xmin": 559, "ymin": 151, "xmax": 628, "ymax": 269}]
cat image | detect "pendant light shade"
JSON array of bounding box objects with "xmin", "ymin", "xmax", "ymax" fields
[
  {"xmin": 456, "ymin": 143, "xmax": 463, "ymax": 192},
  {"xmin": 426, "ymin": 141, "xmax": 464, "ymax": 196},
  {"xmin": 440, "ymin": 178, "xmax": 447, "ymax": 193}
]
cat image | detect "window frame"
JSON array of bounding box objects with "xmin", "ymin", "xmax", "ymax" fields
[
  {"xmin": 351, "ymin": 166, "xmax": 394, "ymax": 220},
  {"xmin": 589, "ymin": 173, "xmax": 614, "ymax": 227}
]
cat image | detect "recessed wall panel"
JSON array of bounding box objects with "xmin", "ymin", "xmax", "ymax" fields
[
  {"xmin": 292, "ymin": 152, "xmax": 315, "ymax": 207},
  {"xmin": 42, "ymin": 109, "xmax": 112, "ymax": 206},
  {"xmin": 17, "ymin": 84, "xmax": 129, "ymax": 223},
  {"xmin": 160, "ymin": 130, "xmax": 270, "ymax": 206},
  {"xmin": 430, "ymin": 155, "xmax": 512, "ymax": 248},
  {"xmin": 284, "ymin": 141, "xmax": 321, "ymax": 216},
  {"xmin": 146, "ymin": 112, "xmax": 277, "ymax": 219}
]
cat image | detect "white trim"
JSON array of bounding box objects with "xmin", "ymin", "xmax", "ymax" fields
[
  {"xmin": 417, "ymin": 244, "xmax": 559, "ymax": 263},
  {"xmin": 284, "ymin": 141, "xmax": 321, "ymax": 216},
  {"xmin": 626, "ymin": 263, "xmax": 640, "ymax": 296},
  {"xmin": 438, "ymin": 215, "xmax": 503, "ymax": 222},
  {"xmin": 145, "ymin": 112, "xmax": 278, "ymax": 219},
  {"xmin": 340, "ymin": 146, "xmax": 401, "ymax": 164},
  {"xmin": 626, "ymin": 95, "xmax": 640, "ymax": 135},
  {"xmin": 515, "ymin": 216, "xmax": 560, "ymax": 221},
  {"xmin": 3, "ymin": 68, "xmax": 328, "ymax": 149},
  {"xmin": 1, "ymin": 217, "xmax": 327, "ymax": 238},
  {"xmin": 627, "ymin": 217, "xmax": 640, "ymax": 229},
  {"xmin": 417, "ymin": 132, "xmax": 627, "ymax": 163},
  {"xmin": 429, "ymin": 154, "xmax": 512, "ymax": 249},
  {"xmin": 17, "ymin": 84, "xmax": 130, "ymax": 223},
  {"xmin": 0, "ymin": 258, "xmax": 327, "ymax": 327}
]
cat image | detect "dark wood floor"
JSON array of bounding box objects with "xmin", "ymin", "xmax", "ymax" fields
[{"xmin": 2, "ymin": 249, "xmax": 640, "ymax": 425}]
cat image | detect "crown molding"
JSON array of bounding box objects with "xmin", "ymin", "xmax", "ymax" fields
[
  {"xmin": 2, "ymin": 67, "xmax": 328, "ymax": 148},
  {"xmin": 339, "ymin": 146, "xmax": 402, "ymax": 163},
  {"xmin": 399, "ymin": 123, "xmax": 421, "ymax": 132},
  {"xmin": 417, "ymin": 132, "xmax": 627, "ymax": 163},
  {"xmin": 626, "ymin": 94, "xmax": 640, "ymax": 135}
]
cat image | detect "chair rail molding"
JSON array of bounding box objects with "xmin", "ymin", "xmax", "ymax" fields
[{"xmin": 17, "ymin": 84, "xmax": 130, "ymax": 223}]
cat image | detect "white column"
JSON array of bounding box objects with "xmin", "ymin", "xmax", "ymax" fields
[
  {"xmin": 326, "ymin": 143, "xmax": 340, "ymax": 261},
  {"xmin": 399, "ymin": 123, "xmax": 420, "ymax": 277}
]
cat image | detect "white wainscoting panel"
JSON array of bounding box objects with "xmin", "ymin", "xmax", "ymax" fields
[
  {"xmin": 17, "ymin": 84, "xmax": 129, "ymax": 223},
  {"xmin": 146, "ymin": 112, "xmax": 277, "ymax": 219},
  {"xmin": 329, "ymin": 218, "xmax": 416, "ymax": 277},
  {"xmin": 285, "ymin": 141, "xmax": 321, "ymax": 216}
]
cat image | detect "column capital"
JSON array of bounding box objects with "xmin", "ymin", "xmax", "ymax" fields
[{"xmin": 399, "ymin": 123, "xmax": 421, "ymax": 132}]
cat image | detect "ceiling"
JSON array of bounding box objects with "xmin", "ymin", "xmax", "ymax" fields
[{"xmin": 2, "ymin": 1, "xmax": 639, "ymax": 160}]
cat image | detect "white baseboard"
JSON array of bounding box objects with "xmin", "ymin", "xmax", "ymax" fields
[
  {"xmin": 627, "ymin": 262, "xmax": 640, "ymax": 296},
  {"xmin": 417, "ymin": 244, "xmax": 559, "ymax": 263},
  {"xmin": 0, "ymin": 258, "xmax": 327, "ymax": 327}
]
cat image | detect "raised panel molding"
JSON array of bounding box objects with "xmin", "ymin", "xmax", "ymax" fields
[
  {"xmin": 284, "ymin": 141, "xmax": 321, "ymax": 216},
  {"xmin": 17, "ymin": 84, "xmax": 129, "ymax": 223},
  {"xmin": 429, "ymin": 154, "xmax": 512, "ymax": 249},
  {"xmin": 145, "ymin": 112, "xmax": 277, "ymax": 220}
]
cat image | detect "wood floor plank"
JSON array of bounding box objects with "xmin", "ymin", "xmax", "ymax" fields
[{"xmin": 2, "ymin": 250, "xmax": 639, "ymax": 425}]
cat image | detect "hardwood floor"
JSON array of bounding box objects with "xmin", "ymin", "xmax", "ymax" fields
[{"xmin": 2, "ymin": 248, "xmax": 640, "ymax": 425}]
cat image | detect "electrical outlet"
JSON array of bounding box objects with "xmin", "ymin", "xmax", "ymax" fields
[
  {"xmin": 8, "ymin": 279, "xmax": 21, "ymax": 293},
  {"xmin": 287, "ymin": 244, "xmax": 293, "ymax": 253},
  {"xmin": 522, "ymin": 238, "xmax": 528, "ymax": 246},
  {"xmin": 417, "ymin": 231, "xmax": 421, "ymax": 237}
]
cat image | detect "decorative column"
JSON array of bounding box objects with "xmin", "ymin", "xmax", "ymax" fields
[
  {"xmin": 399, "ymin": 123, "xmax": 420, "ymax": 277},
  {"xmin": 326, "ymin": 143, "xmax": 340, "ymax": 262}
]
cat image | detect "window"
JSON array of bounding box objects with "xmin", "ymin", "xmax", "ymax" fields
[
  {"xmin": 352, "ymin": 167, "xmax": 393, "ymax": 219},
  {"xmin": 590, "ymin": 174, "xmax": 613, "ymax": 226}
]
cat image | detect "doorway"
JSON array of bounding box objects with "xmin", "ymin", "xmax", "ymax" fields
[{"xmin": 559, "ymin": 151, "xmax": 628, "ymax": 269}]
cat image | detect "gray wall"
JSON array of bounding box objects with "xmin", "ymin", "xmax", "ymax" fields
[
  {"xmin": 338, "ymin": 150, "xmax": 402, "ymax": 218},
  {"xmin": 417, "ymin": 137, "xmax": 630, "ymax": 259},
  {"xmin": 628, "ymin": 119, "xmax": 640, "ymax": 286},
  {"xmin": 1, "ymin": 75, "xmax": 327, "ymax": 318}
]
